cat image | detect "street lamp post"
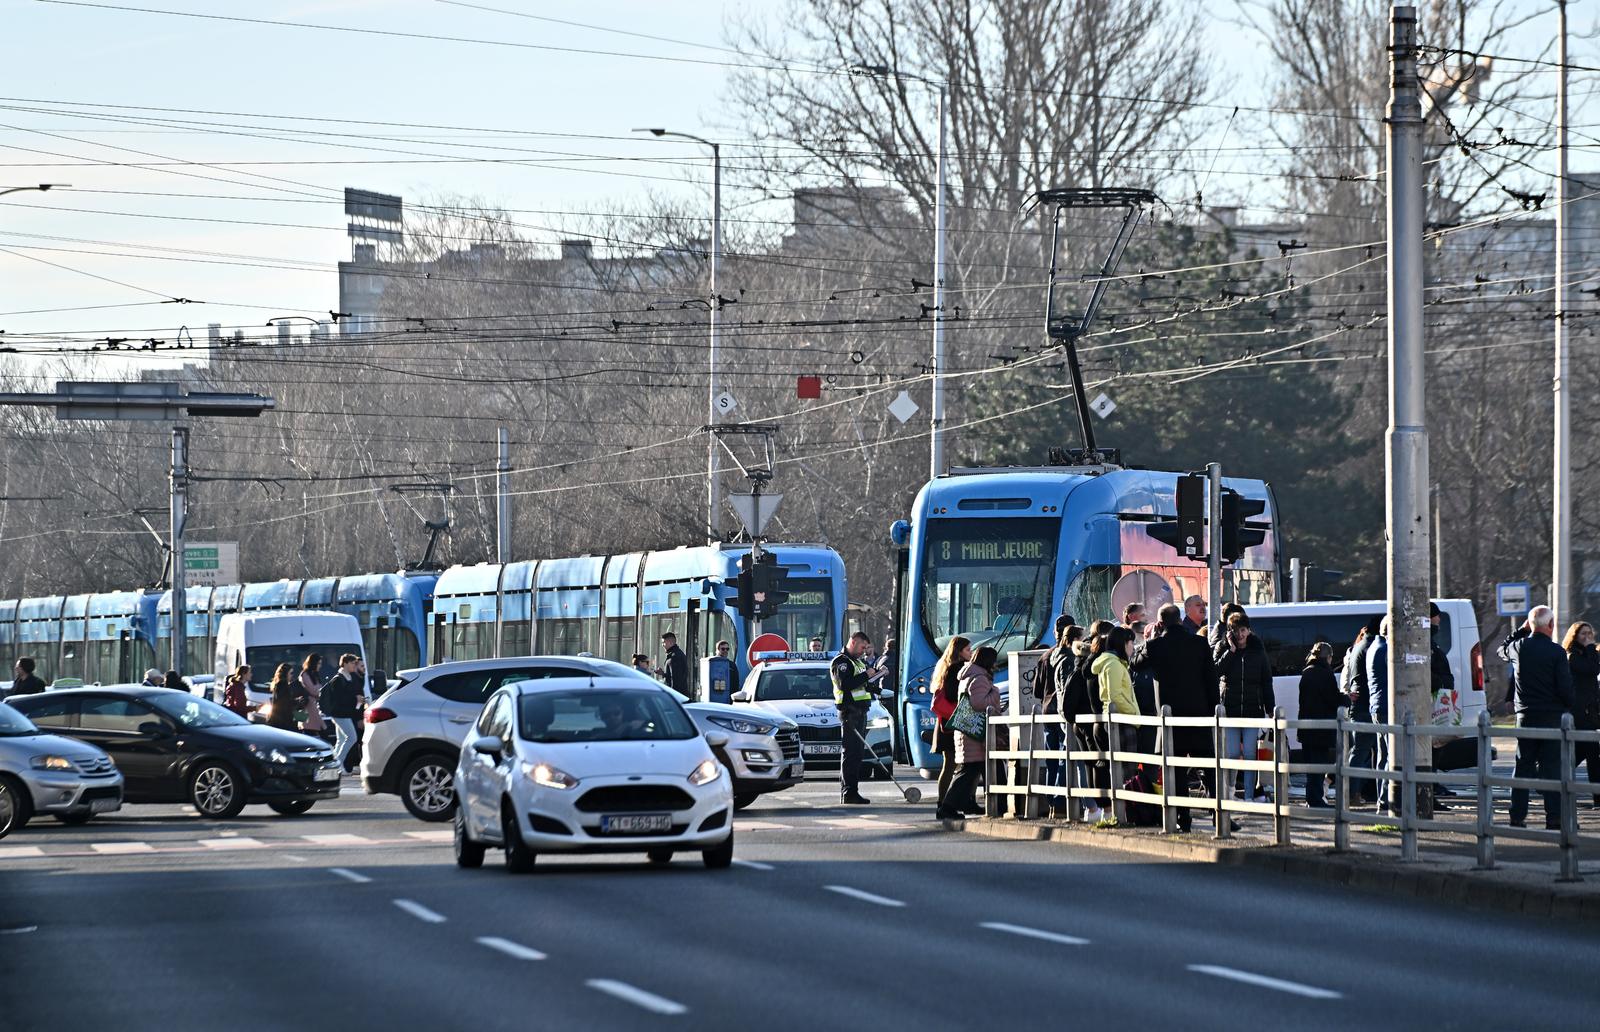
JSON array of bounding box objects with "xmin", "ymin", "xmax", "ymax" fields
[
  {"xmin": 0, "ymin": 382, "xmax": 275, "ymax": 679},
  {"xmin": 636, "ymin": 128, "xmax": 722, "ymax": 544},
  {"xmin": 0, "ymin": 183, "xmax": 70, "ymax": 199}
]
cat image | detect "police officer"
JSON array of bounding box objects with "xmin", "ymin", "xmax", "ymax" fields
[{"xmin": 831, "ymin": 630, "xmax": 882, "ymax": 805}]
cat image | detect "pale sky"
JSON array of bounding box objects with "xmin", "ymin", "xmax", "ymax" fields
[{"xmin": 0, "ymin": 0, "xmax": 1585, "ymax": 358}]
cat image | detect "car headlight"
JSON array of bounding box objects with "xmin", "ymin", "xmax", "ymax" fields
[
  {"xmin": 688, "ymin": 759, "xmax": 722, "ymax": 786},
  {"xmin": 247, "ymin": 744, "xmax": 290, "ymax": 765},
  {"xmin": 867, "ymin": 717, "xmax": 891, "ymax": 730},
  {"xmin": 29, "ymin": 755, "xmax": 75, "ymax": 771},
  {"xmin": 525, "ymin": 762, "xmax": 579, "ymax": 790},
  {"xmin": 706, "ymin": 714, "xmax": 777, "ymax": 736}
]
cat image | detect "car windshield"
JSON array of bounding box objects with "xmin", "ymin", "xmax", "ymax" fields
[
  {"xmin": 0, "ymin": 703, "xmax": 38, "ymax": 736},
  {"xmin": 920, "ymin": 516, "xmax": 1060, "ymax": 667},
  {"xmin": 518, "ymin": 688, "xmax": 698, "ymax": 743},
  {"xmin": 755, "ymin": 668, "xmax": 833, "ymax": 702},
  {"xmin": 244, "ymin": 644, "xmax": 357, "ymax": 689},
  {"xmin": 146, "ymin": 693, "xmax": 249, "ymax": 729}
]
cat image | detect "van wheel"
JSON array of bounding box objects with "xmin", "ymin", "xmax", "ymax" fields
[
  {"xmin": 501, "ymin": 804, "xmax": 537, "ymax": 873},
  {"xmin": 454, "ymin": 807, "xmax": 485, "ymax": 869},
  {"xmin": 400, "ymin": 754, "xmax": 456, "ymax": 822},
  {"xmin": 702, "ymin": 829, "xmax": 734, "ymax": 869},
  {"xmin": 0, "ymin": 775, "xmax": 31, "ymax": 839},
  {"xmin": 190, "ymin": 762, "xmax": 247, "ymax": 818}
]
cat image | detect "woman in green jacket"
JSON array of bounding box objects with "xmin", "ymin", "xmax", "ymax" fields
[{"xmin": 1089, "ymin": 626, "xmax": 1141, "ymax": 822}]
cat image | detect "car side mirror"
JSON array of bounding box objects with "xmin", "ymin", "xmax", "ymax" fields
[
  {"xmin": 730, "ymin": 690, "xmax": 751, "ymax": 703},
  {"xmin": 137, "ymin": 720, "xmax": 173, "ymax": 738},
  {"xmin": 469, "ymin": 734, "xmax": 502, "ymax": 758},
  {"xmin": 704, "ymin": 731, "xmax": 731, "ymax": 750}
]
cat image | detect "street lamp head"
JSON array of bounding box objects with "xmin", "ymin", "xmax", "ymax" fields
[
  {"xmin": 632, "ymin": 128, "xmax": 668, "ymax": 137},
  {"xmin": 848, "ymin": 62, "xmax": 892, "ymax": 77}
]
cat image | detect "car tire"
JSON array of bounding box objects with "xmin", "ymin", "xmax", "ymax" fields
[
  {"xmin": 501, "ymin": 803, "xmax": 536, "ymax": 873},
  {"xmin": 399, "ymin": 753, "xmax": 456, "ymax": 822},
  {"xmin": 54, "ymin": 811, "xmax": 95, "ymax": 825},
  {"xmin": 646, "ymin": 847, "xmax": 673, "ymax": 864},
  {"xmin": 732, "ymin": 793, "xmax": 758, "ymax": 811},
  {"xmin": 454, "ymin": 807, "xmax": 485, "ymax": 869},
  {"xmin": 0, "ymin": 774, "xmax": 32, "ymax": 839},
  {"xmin": 702, "ymin": 828, "xmax": 733, "ymax": 870},
  {"xmin": 189, "ymin": 762, "xmax": 248, "ymax": 819},
  {"xmin": 267, "ymin": 799, "xmax": 315, "ymax": 816}
]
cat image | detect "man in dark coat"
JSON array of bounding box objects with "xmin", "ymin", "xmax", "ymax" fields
[
  {"xmin": 1498, "ymin": 606, "xmax": 1577, "ymax": 828},
  {"xmin": 1297, "ymin": 644, "xmax": 1342, "ymax": 807},
  {"xmin": 8, "ymin": 657, "xmax": 46, "ymax": 697},
  {"xmin": 1342, "ymin": 616, "xmax": 1382, "ymax": 804},
  {"xmin": 660, "ymin": 632, "xmax": 691, "ymax": 700},
  {"xmin": 1133, "ymin": 604, "xmax": 1218, "ymax": 831}
]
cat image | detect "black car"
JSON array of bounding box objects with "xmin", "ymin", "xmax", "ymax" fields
[{"xmin": 9, "ymin": 687, "xmax": 340, "ymax": 818}]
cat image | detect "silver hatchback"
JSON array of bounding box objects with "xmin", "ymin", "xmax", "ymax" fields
[{"xmin": 0, "ymin": 701, "xmax": 123, "ymax": 838}]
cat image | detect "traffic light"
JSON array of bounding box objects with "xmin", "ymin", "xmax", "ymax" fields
[
  {"xmin": 727, "ymin": 553, "xmax": 758, "ymax": 621},
  {"xmin": 1307, "ymin": 567, "xmax": 1345, "ymax": 601},
  {"xmin": 1147, "ymin": 473, "xmax": 1206, "ymax": 558},
  {"xmin": 752, "ymin": 551, "xmax": 791, "ymax": 620},
  {"xmin": 1220, "ymin": 490, "xmax": 1269, "ymax": 563}
]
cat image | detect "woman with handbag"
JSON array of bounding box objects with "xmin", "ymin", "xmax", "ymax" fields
[
  {"xmin": 298, "ymin": 653, "xmax": 327, "ymax": 741},
  {"xmin": 928, "ymin": 636, "xmax": 972, "ymax": 815},
  {"xmin": 938, "ymin": 645, "xmax": 1001, "ymax": 820},
  {"xmin": 266, "ymin": 664, "xmax": 299, "ymax": 731}
]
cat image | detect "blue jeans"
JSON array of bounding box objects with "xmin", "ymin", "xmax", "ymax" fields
[
  {"xmin": 1224, "ymin": 728, "xmax": 1258, "ymax": 799},
  {"xmin": 1349, "ymin": 731, "xmax": 1378, "ymax": 802},
  {"xmin": 332, "ymin": 716, "xmax": 359, "ymax": 769}
]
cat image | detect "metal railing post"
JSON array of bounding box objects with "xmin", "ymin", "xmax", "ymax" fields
[
  {"xmin": 1160, "ymin": 705, "xmax": 1175, "ymax": 834},
  {"xmin": 984, "ymin": 717, "xmax": 997, "ymax": 819},
  {"xmin": 1474, "ymin": 709, "xmax": 1495, "ymax": 870},
  {"xmin": 1023, "ymin": 710, "xmax": 1038, "ymax": 820},
  {"xmin": 1107, "ymin": 705, "xmax": 1124, "ymax": 825},
  {"xmin": 1065, "ymin": 711, "xmax": 1078, "ymax": 825},
  {"xmin": 1273, "ymin": 706, "xmax": 1290, "ymax": 846},
  {"xmin": 1400, "ymin": 709, "xmax": 1418, "ymax": 862},
  {"xmin": 1560, "ymin": 713, "xmax": 1580, "ymax": 882},
  {"xmin": 1214, "ymin": 703, "xmax": 1230, "ymax": 840},
  {"xmin": 1334, "ymin": 706, "xmax": 1349, "ymax": 852}
]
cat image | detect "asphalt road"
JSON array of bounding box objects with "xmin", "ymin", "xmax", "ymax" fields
[{"xmin": 3, "ymin": 773, "xmax": 1597, "ymax": 1032}]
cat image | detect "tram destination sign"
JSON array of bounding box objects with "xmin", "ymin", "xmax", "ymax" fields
[
  {"xmin": 938, "ymin": 534, "xmax": 1053, "ymax": 564},
  {"xmin": 184, "ymin": 542, "xmax": 239, "ymax": 588}
]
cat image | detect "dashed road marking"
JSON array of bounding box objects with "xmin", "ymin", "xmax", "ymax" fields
[
  {"xmin": 281, "ymin": 854, "xmax": 308, "ymax": 863},
  {"xmin": 0, "ymin": 846, "xmax": 45, "ymax": 859},
  {"xmin": 733, "ymin": 821, "xmax": 792, "ymax": 832},
  {"xmin": 329, "ymin": 867, "xmax": 371, "ymax": 884},
  {"xmin": 0, "ymin": 925, "xmax": 38, "ymax": 935},
  {"xmin": 392, "ymin": 899, "xmax": 446, "ymax": 924},
  {"xmin": 731, "ymin": 858, "xmax": 774, "ymax": 871},
  {"xmin": 1188, "ymin": 965, "xmax": 1342, "ymax": 1000},
  {"xmin": 89, "ymin": 842, "xmax": 155, "ymax": 854},
  {"xmin": 823, "ymin": 885, "xmax": 905, "ymax": 908},
  {"xmin": 979, "ymin": 921, "xmax": 1089, "ymax": 946},
  {"xmin": 586, "ymin": 979, "xmax": 688, "ymax": 1015},
  {"xmin": 302, "ymin": 834, "xmax": 370, "ymax": 846},
  {"xmin": 476, "ymin": 936, "xmax": 547, "ymax": 961},
  {"xmin": 199, "ymin": 837, "xmax": 264, "ymax": 850}
]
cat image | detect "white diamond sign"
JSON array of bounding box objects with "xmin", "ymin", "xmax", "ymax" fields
[
  {"xmin": 1089, "ymin": 392, "xmax": 1116, "ymax": 418},
  {"xmin": 887, "ymin": 390, "xmax": 919, "ymax": 423},
  {"xmin": 714, "ymin": 391, "xmax": 737, "ymax": 415}
]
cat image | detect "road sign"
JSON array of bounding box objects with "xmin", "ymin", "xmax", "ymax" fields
[
  {"xmin": 184, "ymin": 542, "xmax": 238, "ymax": 588},
  {"xmin": 1090, "ymin": 392, "xmax": 1117, "ymax": 418},
  {"xmin": 1495, "ymin": 581, "xmax": 1530, "ymax": 618},
  {"xmin": 714, "ymin": 391, "xmax": 737, "ymax": 415},
  {"xmin": 727, "ymin": 492, "xmax": 782, "ymax": 537},
  {"xmin": 887, "ymin": 390, "xmax": 918, "ymax": 424},
  {"xmin": 747, "ymin": 632, "xmax": 789, "ymax": 667}
]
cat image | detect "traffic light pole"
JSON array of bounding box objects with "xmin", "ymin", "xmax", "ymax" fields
[{"xmin": 1207, "ymin": 462, "xmax": 1223, "ymax": 630}]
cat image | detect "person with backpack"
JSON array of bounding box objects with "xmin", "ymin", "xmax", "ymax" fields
[
  {"xmin": 321, "ymin": 653, "xmax": 366, "ymax": 773},
  {"xmin": 1092, "ymin": 627, "xmax": 1141, "ymax": 823},
  {"xmin": 929, "ymin": 636, "xmax": 972, "ymax": 816},
  {"xmin": 221, "ymin": 664, "xmax": 253, "ymax": 718},
  {"xmin": 939, "ymin": 645, "xmax": 1001, "ymax": 820}
]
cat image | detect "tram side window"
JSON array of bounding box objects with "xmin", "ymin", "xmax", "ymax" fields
[
  {"xmin": 502, "ymin": 619, "xmax": 531, "ymax": 659},
  {"xmin": 539, "ymin": 618, "xmax": 585, "ymax": 656},
  {"xmin": 59, "ymin": 641, "xmax": 84, "ymax": 681},
  {"xmin": 604, "ymin": 614, "xmax": 636, "ymax": 663},
  {"xmin": 85, "ymin": 640, "xmax": 116, "ymax": 684}
]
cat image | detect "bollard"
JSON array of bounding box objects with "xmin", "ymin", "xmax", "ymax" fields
[
  {"xmin": 1559, "ymin": 714, "xmax": 1581, "ymax": 882},
  {"xmin": 1273, "ymin": 706, "xmax": 1290, "ymax": 846},
  {"xmin": 1160, "ymin": 705, "xmax": 1176, "ymax": 834},
  {"xmin": 1213, "ymin": 703, "xmax": 1230, "ymax": 841},
  {"xmin": 1334, "ymin": 706, "xmax": 1349, "ymax": 853},
  {"xmin": 1474, "ymin": 709, "xmax": 1494, "ymax": 870},
  {"xmin": 1400, "ymin": 710, "xmax": 1417, "ymax": 862}
]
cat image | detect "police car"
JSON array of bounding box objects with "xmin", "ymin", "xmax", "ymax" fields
[{"xmin": 732, "ymin": 653, "xmax": 894, "ymax": 778}]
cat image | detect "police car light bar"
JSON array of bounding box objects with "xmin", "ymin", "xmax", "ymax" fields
[{"xmin": 752, "ymin": 650, "xmax": 831, "ymax": 663}]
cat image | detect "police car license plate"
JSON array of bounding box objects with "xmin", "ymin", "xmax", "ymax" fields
[
  {"xmin": 802, "ymin": 743, "xmax": 842, "ymax": 757},
  {"xmin": 601, "ymin": 814, "xmax": 672, "ymax": 834},
  {"xmin": 89, "ymin": 796, "xmax": 120, "ymax": 813},
  {"xmin": 314, "ymin": 766, "xmax": 340, "ymax": 782}
]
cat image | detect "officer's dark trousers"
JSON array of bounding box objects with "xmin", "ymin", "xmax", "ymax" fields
[
  {"xmin": 1510, "ymin": 711, "xmax": 1564, "ymax": 828},
  {"xmin": 839, "ymin": 706, "xmax": 867, "ymax": 797}
]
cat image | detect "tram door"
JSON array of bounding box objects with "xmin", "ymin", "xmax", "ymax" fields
[{"xmin": 684, "ymin": 599, "xmax": 702, "ymax": 701}]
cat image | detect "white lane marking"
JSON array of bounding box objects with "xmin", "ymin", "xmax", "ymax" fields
[
  {"xmin": 731, "ymin": 858, "xmax": 774, "ymax": 871},
  {"xmin": 302, "ymin": 834, "xmax": 370, "ymax": 845},
  {"xmin": 0, "ymin": 846, "xmax": 45, "ymax": 859},
  {"xmin": 823, "ymin": 884, "xmax": 906, "ymax": 908},
  {"xmin": 280, "ymin": 854, "xmax": 308, "ymax": 863},
  {"xmin": 392, "ymin": 898, "xmax": 446, "ymax": 924},
  {"xmin": 0, "ymin": 925, "xmax": 38, "ymax": 935},
  {"xmin": 734, "ymin": 820, "xmax": 792, "ymax": 832},
  {"xmin": 476, "ymin": 936, "xmax": 547, "ymax": 961},
  {"xmin": 199, "ymin": 837, "xmax": 264, "ymax": 850},
  {"xmin": 403, "ymin": 830, "xmax": 452, "ymax": 842},
  {"xmin": 89, "ymin": 842, "xmax": 155, "ymax": 854},
  {"xmin": 1188, "ymin": 965, "xmax": 1343, "ymax": 1000},
  {"xmin": 586, "ymin": 979, "xmax": 688, "ymax": 1016},
  {"xmin": 329, "ymin": 868, "xmax": 371, "ymax": 884},
  {"xmin": 979, "ymin": 921, "xmax": 1089, "ymax": 946}
]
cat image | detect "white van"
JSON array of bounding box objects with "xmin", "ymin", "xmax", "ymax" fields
[
  {"xmin": 1242, "ymin": 599, "xmax": 1485, "ymax": 753},
  {"xmin": 213, "ymin": 611, "xmax": 369, "ymax": 707}
]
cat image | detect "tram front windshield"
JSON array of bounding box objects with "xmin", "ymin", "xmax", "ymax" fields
[{"xmin": 919, "ymin": 518, "xmax": 1060, "ymax": 667}]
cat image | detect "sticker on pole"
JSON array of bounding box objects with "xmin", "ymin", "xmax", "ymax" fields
[
  {"xmin": 1495, "ymin": 582, "xmax": 1530, "ymax": 618},
  {"xmin": 714, "ymin": 391, "xmax": 737, "ymax": 415}
]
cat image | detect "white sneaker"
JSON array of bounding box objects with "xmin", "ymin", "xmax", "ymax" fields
[{"xmin": 1084, "ymin": 805, "xmax": 1105, "ymax": 823}]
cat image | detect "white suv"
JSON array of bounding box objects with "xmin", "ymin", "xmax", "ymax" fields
[{"xmin": 362, "ymin": 656, "xmax": 801, "ymax": 821}]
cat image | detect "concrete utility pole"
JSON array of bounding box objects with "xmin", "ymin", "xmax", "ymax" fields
[
  {"xmin": 930, "ymin": 84, "xmax": 948, "ymax": 481},
  {"xmin": 1384, "ymin": 5, "xmax": 1435, "ymax": 804},
  {"xmin": 1553, "ymin": 0, "xmax": 1572, "ymax": 623},
  {"xmin": 1207, "ymin": 462, "xmax": 1223, "ymax": 629},
  {"xmin": 496, "ymin": 427, "xmax": 511, "ymax": 563},
  {"xmin": 169, "ymin": 427, "xmax": 189, "ymax": 677}
]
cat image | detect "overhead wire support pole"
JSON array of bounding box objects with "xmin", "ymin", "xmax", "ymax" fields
[
  {"xmin": 930, "ymin": 83, "xmax": 948, "ymax": 480},
  {"xmin": 496, "ymin": 427, "xmax": 511, "ymax": 564},
  {"xmin": 1554, "ymin": 0, "xmax": 1572, "ymax": 622},
  {"xmin": 1208, "ymin": 462, "xmax": 1223, "ymax": 630},
  {"xmin": 1385, "ymin": 5, "xmax": 1434, "ymax": 814},
  {"xmin": 170, "ymin": 426, "xmax": 189, "ymax": 679}
]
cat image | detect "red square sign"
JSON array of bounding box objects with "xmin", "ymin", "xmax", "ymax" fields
[{"xmin": 796, "ymin": 375, "xmax": 821, "ymax": 399}]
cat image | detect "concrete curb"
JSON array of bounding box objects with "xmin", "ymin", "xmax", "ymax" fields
[{"xmin": 946, "ymin": 817, "xmax": 1600, "ymax": 923}]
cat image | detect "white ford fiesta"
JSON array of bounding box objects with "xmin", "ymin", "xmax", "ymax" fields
[{"xmin": 453, "ymin": 677, "xmax": 735, "ymax": 872}]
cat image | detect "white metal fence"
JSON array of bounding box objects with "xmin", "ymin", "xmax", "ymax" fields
[{"xmin": 981, "ymin": 705, "xmax": 1600, "ymax": 882}]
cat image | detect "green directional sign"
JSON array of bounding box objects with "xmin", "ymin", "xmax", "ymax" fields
[{"xmin": 183, "ymin": 542, "xmax": 238, "ymax": 587}]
